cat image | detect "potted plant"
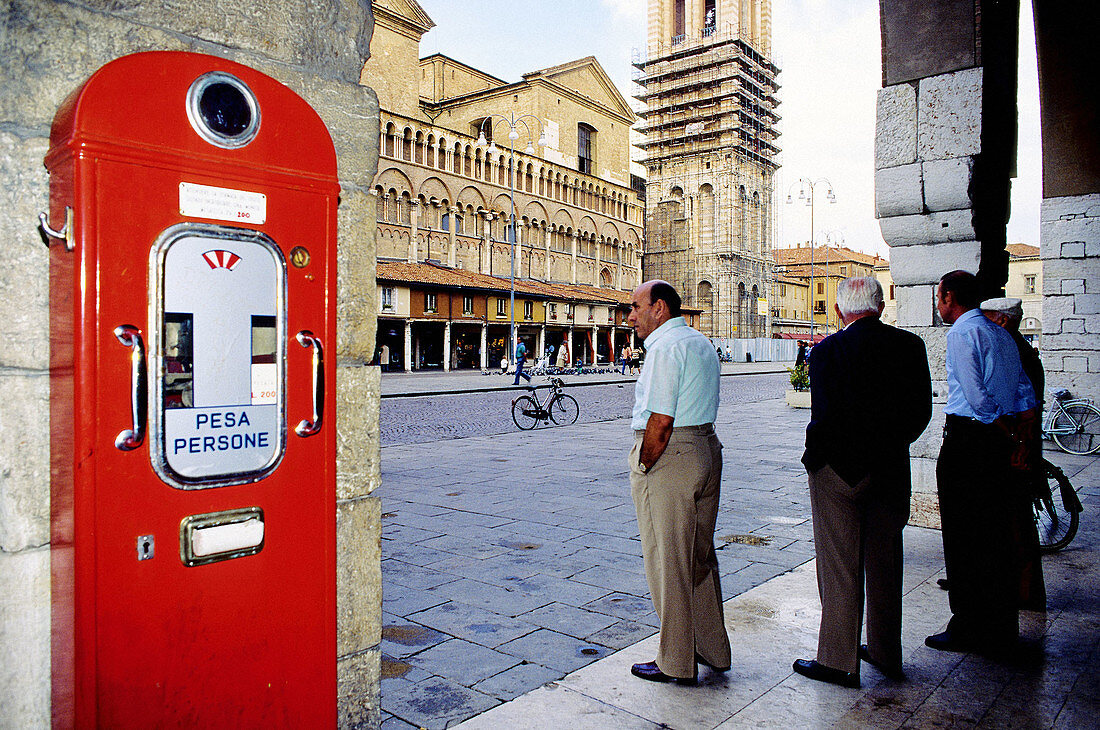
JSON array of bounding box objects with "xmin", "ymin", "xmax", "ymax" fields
[{"xmin": 785, "ymin": 362, "xmax": 811, "ymax": 408}]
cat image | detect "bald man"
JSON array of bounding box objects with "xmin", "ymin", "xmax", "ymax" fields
[{"xmin": 626, "ymin": 280, "xmax": 730, "ymax": 685}]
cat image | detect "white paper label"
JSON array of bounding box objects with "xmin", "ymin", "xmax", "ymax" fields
[
  {"xmin": 192, "ymin": 518, "xmax": 265, "ymax": 557},
  {"xmin": 180, "ymin": 182, "xmax": 267, "ymax": 225}
]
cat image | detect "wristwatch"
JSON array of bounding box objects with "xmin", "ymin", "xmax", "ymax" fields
[{"xmin": 639, "ymin": 461, "xmax": 648, "ymax": 474}]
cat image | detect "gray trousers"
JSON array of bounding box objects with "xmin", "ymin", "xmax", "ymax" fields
[
  {"xmin": 630, "ymin": 425, "xmax": 730, "ymax": 678},
  {"xmin": 808, "ymin": 464, "xmax": 908, "ymax": 673}
]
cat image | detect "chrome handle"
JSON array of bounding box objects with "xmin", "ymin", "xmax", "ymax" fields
[
  {"xmin": 295, "ymin": 330, "xmax": 323, "ymax": 437},
  {"xmin": 114, "ymin": 325, "xmax": 147, "ymax": 451},
  {"xmin": 38, "ymin": 207, "xmax": 74, "ymax": 251}
]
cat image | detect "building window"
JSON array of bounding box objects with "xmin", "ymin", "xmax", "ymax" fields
[
  {"xmin": 840, "ymin": 266, "xmax": 847, "ymax": 275},
  {"xmin": 673, "ymin": 0, "xmax": 685, "ymax": 39},
  {"xmin": 496, "ymin": 298, "xmax": 507, "ymax": 317},
  {"xmin": 817, "ymin": 282, "xmax": 824, "ymax": 295},
  {"xmin": 425, "ymin": 292, "xmax": 437, "ymax": 313},
  {"xmin": 779, "ymin": 284, "xmax": 786, "ymax": 296},
  {"xmin": 608, "ymin": 307, "xmax": 614, "ymax": 322},
  {"xmin": 472, "ymin": 118, "xmax": 492, "ymax": 142},
  {"xmin": 1025, "ymin": 275, "xmax": 1036, "ymax": 294},
  {"xmin": 587, "ymin": 307, "xmax": 594, "ymax": 322},
  {"xmin": 704, "ymin": 0, "xmax": 716, "ymax": 33},
  {"xmin": 578, "ymin": 123, "xmax": 595, "ymax": 175},
  {"xmin": 548, "ymin": 303, "xmax": 557, "ymax": 319},
  {"xmin": 890, "ymin": 284, "xmax": 896, "ymax": 300},
  {"xmin": 523, "ymin": 301, "xmax": 533, "ymax": 320},
  {"xmin": 381, "ymin": 287, "xmax": 395, "ymax": 312},
  {"xmin": 463, "ymin": 295, "xmax": 473, "ymax": 315},
  {"xmin": 814, "ymin": 300, "xmax": 826, "ymax": 314}
]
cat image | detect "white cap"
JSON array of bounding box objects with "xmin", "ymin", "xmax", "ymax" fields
[{"xmin": 979, "ymin": 297, "xmax": 1023, "ymax": 318}]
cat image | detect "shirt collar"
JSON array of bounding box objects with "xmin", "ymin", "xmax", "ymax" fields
[
  {"xmin": 644, "ymin": 316, "xmax": 686, "ymax": 348},
  {"xmin": 953, "ymin": 308, "xmax": 983, "ymax": 326}
]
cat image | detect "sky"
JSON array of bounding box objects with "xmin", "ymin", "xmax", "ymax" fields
[{"xmin": 414, "ymin": 0, "xmax": 1042, "ymax": 260}]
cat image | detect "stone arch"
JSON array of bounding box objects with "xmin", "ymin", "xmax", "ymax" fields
[{"xmin": 375, "ymin": 166, "xmax": 413, "ymax": 195}]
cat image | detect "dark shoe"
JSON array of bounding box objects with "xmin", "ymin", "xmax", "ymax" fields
[
  {"xmin": 937, "ymin": 578, "xmax": 949, "ymax": 590},
  {"xmin": 792, "ymin": 659, "xmax": 860, "ymax": 689},
  {"xmin": 859, "ymin": 645, "xmax": 905, "ymax": 681},
  {"xmin": 695, "ymin": 653, "xmax": 730, "ymax": 672},
  {"xmin": 631, "ymin": 661, "xmax": 697, "ymax": 685},
  {"xmin": 924, "ymin": 630, "xmax": 975, "ymax": 653}
]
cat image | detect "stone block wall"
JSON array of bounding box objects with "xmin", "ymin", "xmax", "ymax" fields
[
  {"xmin": 0, "ymin": 1, "xmax": 382, "ymax": 727},
  {"xmin": 1040, "ymin": 194, "xmax": 1100, "ymax": 402}
]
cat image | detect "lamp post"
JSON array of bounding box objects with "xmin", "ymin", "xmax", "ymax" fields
[
  {"xmin": 477, "ymin": 114, "xmax": 546, "ymax": 366},
  {"xmin": 786, "ymin": 178, "xmax": 835, "ymax": 342}
]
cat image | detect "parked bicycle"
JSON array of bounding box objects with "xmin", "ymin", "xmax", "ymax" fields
[
  {"xmin": 1033, "ymin": 458, "xmax": 1083, "ymax": 552},
  {"xmin": 511, "ymin": 377, "xmax": 579, "ymax": 430},
  {"xmin": 1042, "ymin": 388, "xmax": 1100, "ymax": 455}
]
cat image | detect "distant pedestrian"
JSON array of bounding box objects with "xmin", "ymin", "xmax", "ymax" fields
[
  {"xmin": 380, "ymin": 343, "xmax": 390, "ymax": 373},
  {"xmin": 795, "ymin": 341, "xmax": 807, "ymax": 369},
  {"xmin": 513, "ymin": 340, "xmax": 531, "ymax": 385},
  {"xmin": 927, "ymin": 271, "xmax": 1037, "ymax": 656},
  {"xmin": 626, "ymin": 279, "xmax": 729, "ymax": 685},
  {"xmin": 630, "ymin": 347, "xmax": 641, "ymax": 375},
  {"xmin": 620, "ymin": 344, "xmax": 632, "ymax": 375},
  {"xmin": 556, "ymin": 342, "xmax": 569, "ymax": 369},
  {"xmin": 793, "ymin": 277, "xmax": 931, "ymax": 689}
]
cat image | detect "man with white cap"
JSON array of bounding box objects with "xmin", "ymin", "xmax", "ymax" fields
[{"xmin": 980, "ymin": 296, "xmax": 1046, "ymax": 609}]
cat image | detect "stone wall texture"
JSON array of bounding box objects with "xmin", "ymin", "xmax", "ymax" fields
[{"xmin": 0, "ymin": 1, "xmax": 381, "ymax": 727}]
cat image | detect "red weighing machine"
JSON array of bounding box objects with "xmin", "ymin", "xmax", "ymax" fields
[{"xmin": 44, "ymin": 52, "xmax": 338, "ymax": 727}]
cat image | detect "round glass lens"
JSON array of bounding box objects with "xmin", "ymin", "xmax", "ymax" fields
[{"xmin": 198, "ymin": 82, "xmax": 252, "ymax": 138}]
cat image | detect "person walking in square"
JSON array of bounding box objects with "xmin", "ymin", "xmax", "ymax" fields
[
  {"xmin": 927, "ymin": 271, "xmax": 1037, "ymax": 655},
  {"xmin": 513, "ymin": 339, "xmax": 531, "ymax": 385},
  {"xmin": 626, "ymin": 279, "xmax": 730, "ymax": 685},
  {"xmin": 620, "ymin": 343, "xmax": 632, "ymax": 375},
  {"xmin": 792, "ymin": 277, "xmax": 931, "ymax": 689}
]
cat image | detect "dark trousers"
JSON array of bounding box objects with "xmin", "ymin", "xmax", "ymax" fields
[
  {"xmin": 809, "ymin": 464, "xmax": 908, "ymax": 673},
  {"xmin": 513, "ymin": 357, "xmax": 530, "ymax": 385},
  {"xmin": 937, "ymin": 416, "xmax": 1019, "ymax": 644}
]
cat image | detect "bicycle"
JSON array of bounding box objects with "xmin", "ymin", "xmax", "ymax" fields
[
  {"xmin": 1042, "ymin": 388, "xmax": 1100, "ymax": 455},
  {"xmin": 1033, "ymin": 458, "xmax": 1083, "ymax": 552},
  {"xmin": 511, "ymin": 377, "xmax": 579, "ymax": 430}
]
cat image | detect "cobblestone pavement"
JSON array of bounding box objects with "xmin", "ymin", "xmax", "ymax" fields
[
  {"xmin": 380, "ymin": 373, "xmax": 789, "ymax": 446},
  {"xmin": 378, "ymin": 380, "xmax": 815, "ymax": 729}
]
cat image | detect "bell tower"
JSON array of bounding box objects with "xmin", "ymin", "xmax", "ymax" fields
[{"xmin": 636, "ymin": 0, "xmax": 780, "ymax": 338}]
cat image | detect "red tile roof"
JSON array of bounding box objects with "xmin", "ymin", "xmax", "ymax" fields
[
  {"xmin": 773, "ymin": 245, "xmax": 888, "ymax": 268},
  {"xmin": 1006, "ymin": 243, "xmax": 1039, "ymax": 258}
]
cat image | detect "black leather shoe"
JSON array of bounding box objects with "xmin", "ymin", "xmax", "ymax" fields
[
  {"xmin": 792, "ymin": 659, "xmax": 860, "ymax": 688},
  {"xmin": 924, "ymin": 631, "xmax": 974, "ymax": 653},
  {"xmin": 936, "ymin": 578, "xmax": 949, "ymax": 590},
  {"xmin": 695, "ymin": 653, "xmax": 731, "ymax": 672},
  {"xmin": 859, "ymin": 645, "xmax": 905, "ymax": 681},
  {"xmin": 631, "ymin": 661, "xmax": 697, "ymax": 685}
]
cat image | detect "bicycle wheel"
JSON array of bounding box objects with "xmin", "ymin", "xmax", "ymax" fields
[
  {"xmin": 511, "ymin": 396, "xmax": 541, "ymax": 430},
  {"xmin": 548, "ymin": 393, "xmax": 579, "ymax": 425},
  {"xmin": 1034, "ymin": 460, "xmax": 1079, "ymax": 553},
  {"xmin": 1051, "ymin": 402, "xmax": 1100, "ymax": 455}
]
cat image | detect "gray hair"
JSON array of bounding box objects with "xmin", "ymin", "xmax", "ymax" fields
[{"xmin": 836, "ymin": 277, "xmax": 884, "ymax": 318}]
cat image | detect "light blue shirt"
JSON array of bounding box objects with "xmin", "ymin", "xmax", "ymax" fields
[
  {"xmin": 945, "ymin": 309, "xmax": 1037, "ymax": 423},
  {"xmin": 631, "ymin": 317, "xmax": 720, "ymax": 430}
]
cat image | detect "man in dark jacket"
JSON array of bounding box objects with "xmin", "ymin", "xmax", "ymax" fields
[{"xmin": 793, "ymin": 277, "xmax": 932, "ymax": 688}]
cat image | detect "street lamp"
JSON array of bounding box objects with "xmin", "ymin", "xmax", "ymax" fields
[
  {"xmin": 785, "ymin": 177, "xmax": 836, "ymax": 342},
  {"xmin": 477, "ymin": 114, "xmax": 546, "ymax": 366}
]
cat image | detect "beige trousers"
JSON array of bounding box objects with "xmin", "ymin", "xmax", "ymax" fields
[{"xmin": 630, "ymin": 425, "xmax": 730, "ymax": 678}]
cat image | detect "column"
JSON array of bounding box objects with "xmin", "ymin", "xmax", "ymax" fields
[
  {"xmin": 403, "ymin": 322, "xmax": 413, "ymax": 372},
  {"xmin": 544, "ymin": 225, "xmax": 552, "ymax": 280},
  {"xmin": 481, "ymin": 212, "xmax": 494, "ymax": 275},
  {"xmin": 407, "ymin": 199, "xmax": 419, "ymax": 263},
  {"xmin": 479, "ymin": 323, "xmax": 488, "ymax": 370},
  {"xmin": 537, "ymin": 326, "xmax": 545, "ymax": 363},
  {"xmin": 594, "ymin": 236, "xmax": 601, "ymax": 287},
  {"xmin": 447, "ymin": 205, "xmax": 457, "ymax": 267},
  {"xmin": 514, "ymin": 218, "xmax": 524, "ymax": 279},
  {"xmin": 571, "ymin": 233, "xmax": 579, "ymax": 284},
  {"xmin": 442, "ymin": 321, "xmax": 451, "ymax": 372}
]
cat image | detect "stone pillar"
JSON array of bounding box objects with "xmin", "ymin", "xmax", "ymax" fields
[
  {"xmin": 571, "ymin": 233, "xmax": 579, "ymax": 284},
  {"xmin": 537, "ymin": 325, "xmax": 545, "ymax": 362},
  {"xmin": 442, "ymin": 321, "xmax": 451, "ymax": 372},
  {"xmin": 447, "ymin": 205, "xmax": 457, "ymax": 267},
  {"xmin": 481, "ymin": 212, "xmax": 494, "ymax": 275},
  {"xmin": 544, "ymin": 225, "xmax": 552, "ymax": 280},
  {"xmin": 404, "ymin": 322, "xmax": 413, "ymax": 373},
  {"xmin": 594, "ymin": 236, "xmax": 601, "ymax": 287},
  {"xmin": 513, "ymin": 218, "xmax": 524, "ymax": 279},
  {"xmin": 876, "ymin": 0, "xmax": 1019, "ymax": 527},
  {"xmin": 480, "ymin": 323, "xmax": 488, "ymax": 370},
  {"xmin": 408, "ymin": 199, "xmax": 419, "ymax": 263}
]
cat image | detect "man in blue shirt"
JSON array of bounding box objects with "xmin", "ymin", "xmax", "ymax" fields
[
  {"xmin": 928, "ymin": 270, "xmax": 1038, "ymax": 655},
  {"xmin": 513, "ymin": 339, "xmax": 531, "ymax": 385},
  {"xmin": 626, "ymin": 280, "xmax": 729, "ymax": 685}
]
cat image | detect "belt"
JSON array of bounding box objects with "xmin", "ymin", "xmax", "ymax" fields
[{"xmin": 633, "ymin": 423, "xmax": 714, "ymax": 438}]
